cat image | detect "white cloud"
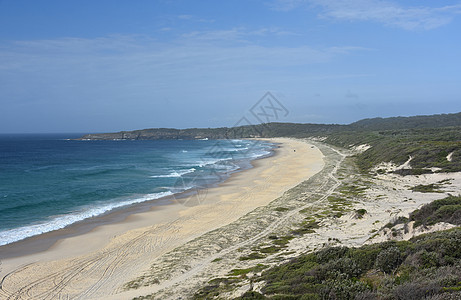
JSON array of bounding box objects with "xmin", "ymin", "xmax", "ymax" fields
[
  {"xmin": 0, "ymin": 32, "xmax": 368, "ymax": 109},
  {"xmin": 247, "ymin": 27, "xmax": 300, "ymax": 36},
  {"xmin": 0, "ymin": 31, "xmax": 373, "ymax": 131},
  {"xmin": 180, "ymin": 28, "xmax": 248, "ymax": 42},
  {"xmin": 271, "ymin": 0, "xmax": 461, "ymax": 30},
  {"xmin": 177, "ymin": 14, "xmax": 215, "ymax": 23},
  {"xmin": 269, "ymin": 0, "xmax": 307, "ymax": 11},
  {"xmin": 179, "ymin": 27, "xmax": 300, "ymax": 42},
  {"xmin": 0, "ymin": 32, "xmax": 363, "ymax": 78}
]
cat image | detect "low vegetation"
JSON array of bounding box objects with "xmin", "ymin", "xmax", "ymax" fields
[
  {"xmin": 290, "ymin": 220, "xmax": 320, "ymax": 236},
  {"xmin": 194, "ymin": 195, "xmax": 461, "ymax": 300},
  {"xmin": 410, "ymin": 179, "xmax": 452, "ymax": 193},
  {"xmin": 409, "ymin": 196, "xmax": 461, "ymax": 227},
  {"xmin": 238, "ymin": 228, "xmax": 461, "ymax": 299},
  {"xmin": 354, "ymin": 208, "xmax": 367, "ymax": 219},
  {"xmin": 325, "ymin": 127, "xmax": 461, "ymax": 174},
  {"xmin": 194, "ymin": 228, "xmax": 461, "ymax": 299},
  {"xmin": 384, "ymin": 195, "xmax": 461, "ymax": 229},
  {"xmin": 411, "ymin": 184, "xmax": 444, "ymax": 193}
]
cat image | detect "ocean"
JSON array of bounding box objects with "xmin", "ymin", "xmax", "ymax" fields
[{"xmin": 0, "ymin": 134, "xmax": 274, "ymax": 246}]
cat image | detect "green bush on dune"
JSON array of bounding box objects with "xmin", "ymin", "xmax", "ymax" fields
[
  {"xmin": 410, "ymin": 196, "xmax": 461, "ymax": 227},
  {"xmin": 237, "ymin": 228, "xmax": 461, "ymax": 300},
  {"xmin": 324, "ymin": 127, "xmax": 461, "ymax": 175},
  {"xmin": 194, "ymin": 195, "xmax": 461, "ymax": 300}
]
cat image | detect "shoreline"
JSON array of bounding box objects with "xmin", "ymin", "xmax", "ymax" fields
[
  {"xmin": 0, "ymin": 140, "xmax": 279, "ymax": 259},
  {"xmin": 0, "ymin": 138, "xmax": 324, "ymax": 299}
]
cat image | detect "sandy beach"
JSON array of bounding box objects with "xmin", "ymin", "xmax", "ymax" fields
[
  {"xmin": 114, "ymin": 140, "xmax": 461, "ymax": 299},
  {"xmin": 2, "ymin": 137, "xmax": 461, "ymax": 300},
  {"xmin": 0, "ymin": 138, "xmax": 324, "ymax": 300}
]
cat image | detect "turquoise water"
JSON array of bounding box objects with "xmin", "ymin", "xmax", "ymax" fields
[{"xmin": 0, "ymin": 134, "xmax": 274, "ymax": 246}]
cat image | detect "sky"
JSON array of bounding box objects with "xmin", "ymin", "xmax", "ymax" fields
[{"xmin": 0, "ymin": 0, "xmax": 460, "ymax": 133}]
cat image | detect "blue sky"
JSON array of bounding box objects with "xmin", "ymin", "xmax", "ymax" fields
[{"xmin": 1, "ymin": 0, "xmax": 460, "ymax": 133}]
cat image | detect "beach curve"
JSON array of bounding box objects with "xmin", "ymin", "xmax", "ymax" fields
[{"xmin": 0, "ymin": 138, "xmax": 324, "ymax": 300}]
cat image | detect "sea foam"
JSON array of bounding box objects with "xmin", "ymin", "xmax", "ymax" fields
[
  {"xmin": 0, "ymin": 137, "xmax": 275, "ymax": 247},
  {"xmin": 150, "ymin": 168, "xmax": 196, "ymax": 178},
  {"xmin": 0, "ymin": 191, "xmax": 173, "ymax": 246}
]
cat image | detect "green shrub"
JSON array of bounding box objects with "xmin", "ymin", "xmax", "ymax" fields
[
  {"xmin": 355, "ymin": 208, "xmax": 367, "ymax": 219},
  {"xmin": 349, "ymin": 247, "xmax": 381, "ymax": 271},
  {"xmin": 316, "ymin": 247, "xmax": 349, "ymax": 264},
  {"xmin": 375, "ymin": 246, "xmax": 403, "ymax": 274},
  {"xmin": 418, "ymin": 250, "xmax": 440, "ymax": 268},
  {"xmin": 271, "ymin": 235, "xmax": 294, "ymax": 247},
  {"xmin": 410, "ymin": 196, "xmax": 461, "ymax": 227},
  {"xmin": 411, "ymin": 183, "xmax": 444, "ymax": 193},
  {"xmin": 239, "ymin": 252, "xmax": 266, "ymax": 261},
  {"xmin": 238, "ymin": 291, "xmax": 267, "ymax": 299},
  {"xmin": 320, "ymin": 278, "xmax": 370, "ymax": 300},
  {"xmin": 275, "ymin": 207, "xmax": 289, "ymax": 212}
]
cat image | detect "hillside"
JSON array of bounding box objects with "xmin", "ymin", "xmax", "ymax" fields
[
  {"xmin": 324, "ymin": 126, "xmax": 461, "ymax": 174},
  {"xmin": 78, "ymin": 123, "xmax": 345, "ymax": 141},
  {"xmin": 79, "ymin": 112, "xmax": 461, "ymax": 174},
  {"xmin": 79, "ymin": 112, "xmax": 461, "ymax": 141},
  {"xmin": 349, "ymin": 112, "xmax": 461, "ymax": 131}
]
